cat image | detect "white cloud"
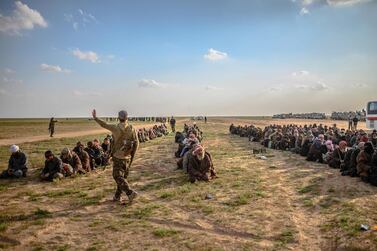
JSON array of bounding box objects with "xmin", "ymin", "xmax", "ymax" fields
[
  {"xmin": 2, "ymin": 77, "xmax": 23, "ymax": 84},
  {"xmin": 0, "ymin": 89, "xmax": 6, "ymax": 95},
  {"xmin": 268, "ymin": 87, "xmax": 283, "ymax": 92},
  {"xmin": 138, "ymin": 79, "xmax": 165, "ymax": 88},
  {"xmin": 294, "ymin": 81, "xmax": 329, "ymax": 91},
  {"xmin": 4, "ymin": 68, "xmax": 16, "ymax": 74},
  {"xmin": 205, "ymin": 85, "xmax": 224, "ymax": 91},
  {"xmin": 0, "ymin": 1, "xmax": 47, "ymax": 35},
  {"xmin": 72, "ymin": 49, "xmax": 100, "ymax": 63},
  {"xmin": 352, "ymin": 83, "xmax": 368, "ymax": 88},
  {"xmin": 311, "ymin": 81, "xmax": 329, "ymax": 90},
  {"xmin": 326, "ymin": 0, "xmax": 372, "ymax": 6},
  {"xmin": 292, "ymin": 70, "xmax": 310, "ymax": 77},
  {"xmin": 40, "ymin": 63, "xmax": 71, "ymax": 73},
  {"xmin": 73, "ymin": 90, "xmax": 102, "ymax": 97},
  {"xmin": 204, "ymin": 48, "xmax": 228, "ymax": 61},
  {"xmin": 64, "ymin": 9, "xmax": 97, "ymax": 31},
  {"xmin": 300, "ymin": 7, "xmax": 310, "ymax": 15}
]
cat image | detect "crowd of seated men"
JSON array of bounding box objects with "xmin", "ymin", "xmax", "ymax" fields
[
  {"xmin": 174, "ymin": 123, "xmax": 217, "ymax": 183},
  {"xmin": 1, "ymin": 124, "xmax": 167, "ymax": 182},
  {"xmin": 229, "ymin": 124, "xmax": 263, "ymax": 142},
  {"xmin": 137, "ymin": 124, "xmax": 169, "ymax": 143},
  {"xmin": 230, "ymin": 123, "xmax": 377, "ymax": 186}
]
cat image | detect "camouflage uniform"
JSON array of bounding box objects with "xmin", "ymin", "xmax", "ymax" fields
[
  {"xmin": 48, "ymin": 118, "xmax": 58, "ymax": 137},
  {"xmin": 94, "ymin": 117, "xmax": 139, "ymax": 200}
]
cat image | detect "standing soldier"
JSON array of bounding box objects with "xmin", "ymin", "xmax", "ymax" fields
[
  {"xmin": 170, "ymin": 116, "xmax": 176, "ymax": 132},
  {"xmin": 48, "ymin": 117, "xmax": 58, "ymax": 137},
  {"xmin": 204, "ymin": 116, "xmax": 207, "ymax": 123},
  {"xmin": 92, "ymin": 109, "xmax": 139, "ymax": 203},
  {"xmin": 353, "ymin": 114, "xmax": 359, "ymax": 131},
  {"xmin": 348, "ymin": 112, "xmax": 353, "ymax": 130}
]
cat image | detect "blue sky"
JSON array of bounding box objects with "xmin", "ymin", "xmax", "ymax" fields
[{"xmin": 0, "ymin": 0, "xmax": 376, "ymax": 117}]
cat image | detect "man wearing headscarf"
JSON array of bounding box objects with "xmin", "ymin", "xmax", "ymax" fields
[
  {"xmin": 92, "ymin": 109, "xmax": 139, "ymax": 203},
  {"xmin": 0, "ymin": 145, "xmax": 28, "ymax": 179},
  {"xmin": 187, "ymin": 145, "xmax": 217, "ymax": 183},
  {"xmin": 328, "ymin": 141, "xmax": 347, "ymax": 169}
]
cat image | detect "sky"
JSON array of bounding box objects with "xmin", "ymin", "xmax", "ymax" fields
[{"xmin": 0, "ymin": 0, "xmax": 376, "ymax": 118}]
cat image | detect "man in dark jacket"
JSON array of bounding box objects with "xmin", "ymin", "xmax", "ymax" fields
[
  {"xmin": 0, "ymin": 145, "xmax": 28, "ymax": 179},
  {"xmin": 40, "ymin": 150, "xmax": 64, "ymax": 181}
]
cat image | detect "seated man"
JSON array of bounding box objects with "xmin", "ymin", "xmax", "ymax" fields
[
  {"xmin": 328, "ymin": 141, "xmax": 347, "ymax": 169},
  {"xmin": 92, "ymin": 139, "xmax": 105, "ymax": 166},
  {"xmin": 73, "ymin": 142, "xmax": 91, "ymax": 172},
  {"xmin": 0, "ymin": 145, "xmax": 28, "ymax": 179},
  {"xmin": 40, "ymin": 150, "xmax": 64, "ymax": 181},
  {"xmin": 187, "ymin": 145, "xmax": 217, "ymax": 183},
  {"xmin": 306, "ymin": 134, "xmax": 326, "ymax": 163},
  {"xmin": 357, "ymin": 142, "xmax": 374, "ymax": 182},
  {"xmin": 84, "ymin": 141, "xmax": 96, "ymax": 170},
  {"xmin": 60, "ymin": 147, "xmax": 86, "ymax": 175},
  {"xmin": 101, "ymin": 138, "xmax": 111, "ymax": 165}
]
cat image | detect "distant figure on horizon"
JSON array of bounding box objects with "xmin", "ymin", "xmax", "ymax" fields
[
  {"xmin": 348, "ymin": 112, "xmax": 353, "ymax": 130},
  {"xmin": 170, "ymin": 116, "xmax": 176, "ymax": 132},
  {"xmin": 353, "ymin": 114, "xmax": 359, "ymax": 131},
  {"xmin": 205, "ymin": 116, "xmax": 207, "ymax": 123},
  {"xmin": 48, "ymin": 117, "xmax": 58, "ymax": 137}
]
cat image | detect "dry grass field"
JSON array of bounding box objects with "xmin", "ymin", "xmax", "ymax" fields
[{"xmin": 0, "ymin": 117, "xmax": 376, "ymax": 251}]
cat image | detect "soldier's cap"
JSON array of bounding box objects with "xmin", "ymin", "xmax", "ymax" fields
[{"xmin": 118, "ymin": 110, "xmax": 128, "ymax": 120}]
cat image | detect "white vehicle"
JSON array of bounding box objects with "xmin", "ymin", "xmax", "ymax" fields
[{"xmin": 366, "ymin": 101, "xmax": 377, "ymax": 129}]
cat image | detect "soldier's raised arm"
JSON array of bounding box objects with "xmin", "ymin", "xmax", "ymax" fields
[{"xmin": 92, "ymin": 109, "xmax": 116, "ymax": 133}]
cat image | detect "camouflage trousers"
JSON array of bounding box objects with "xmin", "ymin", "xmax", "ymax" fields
[{"xmin": 112, "ymin": 157, "xmax": 133, "ymax": 199}]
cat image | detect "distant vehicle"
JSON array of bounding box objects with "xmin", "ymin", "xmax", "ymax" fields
[{"xmin": 366, "ymin": 101, "xmax": 377, "ymax": 129}]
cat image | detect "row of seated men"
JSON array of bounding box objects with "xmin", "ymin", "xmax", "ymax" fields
[
  {"xmin": 138, "ymin": 124, "xmax": 169, "ymax": 142},
  {"xmin": 229, "ymin": 124, "xmax": 263, "ymax": 142},
  {"xmin": 0, "ymin": 124, "xmax": 166, "ymax": 181},
  {"xmin": 230, "ymin": 123, "xmax": 377, "ymax": 186},
  {"xmin": 174, "ymin": 124, "xmax": 217, "ymax": 183}
]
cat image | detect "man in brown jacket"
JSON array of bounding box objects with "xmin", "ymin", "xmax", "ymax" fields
[
  {"xmin": 92, "ymin": 109, "xmax": 139, "ymax": 203},
  {"xmin": 187, "ymin": 145, "xmax": 217, "ymax": 183},
  {"xmin": 60, "ymin": 147, "xmax": 86, "ymax": 175}
]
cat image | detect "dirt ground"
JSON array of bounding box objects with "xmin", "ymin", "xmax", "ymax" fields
[{"xmin": 0, "ymin": 118, "xmax": 376, "ymax": 251}]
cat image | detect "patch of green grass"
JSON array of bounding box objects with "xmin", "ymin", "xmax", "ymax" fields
[
  {"xmin": 0, "ymin": 222, "xmax": 8, "ymax": 232},
  {"xmin": 298, "ymin": 184, "xmax": 319, "ymax": 194},
  {"xmin": 302, "ymin": 198, "xmax": 314, "ymax": 207},
  {"xmin": 152, "ymin": 228, "xmax": 179, "ymax": 238},
  {"xmin": 32, "ymin": 219, "xmax": 45, "ymax": 225},
  {"xmin": 226, "ymin": 192, "xmax": 253, "ymax": 207},
  {"xmin": 159, "ymin": 191, "xmax": 176, "ymax": 199},
  {"xmin": 45, "ymin": 188, "xmax": 83, "ymax": 197},
  {"xmin": 0, "ymin": 183, "xmax": 9, "ymax": 191},
  {"xmin": 275, "ymin": 228, "xmax": 296, "ymax": 245},
  {"xmin": 33, "ymin": 208, "xmax": 52, "ymax": 219},
  {"xmin": 78, "ymin": 194, "xmax": 103, "ymax": 206},
  {"xmin": 56, "ymin": 244, "xmax": 70, "ymax": 251},
  {"xmin": 130, "ymin": 204, "xmax": 161, "ymax": 219}
]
